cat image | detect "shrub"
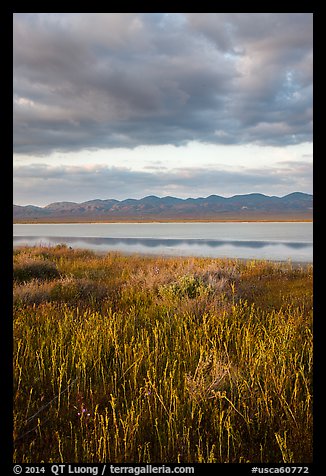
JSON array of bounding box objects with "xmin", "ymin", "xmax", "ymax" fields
[
  {"xmin": 13, "ymin": 279, "xmax": 54, "ymax": 305},
  {"xmin": 13, "ymin": 276, "xmax": 110, "ymax": 307},
  {"xmin": 13, "ymin": 257, "xmax": 60, "ymax": 283},
  {"xmin": 158, "ymin": 274, "xmax": 211, "ymax": 300},
  {"xmin": 50, "ymin": 277, "xmax": 109, "ymax": 304}
]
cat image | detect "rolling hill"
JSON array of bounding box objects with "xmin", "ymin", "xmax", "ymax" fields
[{"xmin": 13, "ymin": 192, "xmax": 313, "ymax": 222}]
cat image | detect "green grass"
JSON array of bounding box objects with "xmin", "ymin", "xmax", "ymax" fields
[{"xmin": 13, "ymin": 245, "xmax": 313, "ymax": 463}]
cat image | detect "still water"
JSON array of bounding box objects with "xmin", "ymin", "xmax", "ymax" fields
[{"xmin": 13, "ymin": 222, "xmax": 313, "ymax": 262}]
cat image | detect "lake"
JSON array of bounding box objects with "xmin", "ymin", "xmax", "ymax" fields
[{"xmin": 13, "ymin": 222, "xmax": 313, "ymax": 262}]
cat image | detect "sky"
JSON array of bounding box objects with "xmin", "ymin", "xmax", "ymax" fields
[{"xmin": 13, "ymin": 13, "xmax": 313, "ymax": 206}]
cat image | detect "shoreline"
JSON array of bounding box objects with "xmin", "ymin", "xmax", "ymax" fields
[
  {"xmin": 13, "ymin": 218, "xmax": 313, "ymax": 224},
  {"xmin": 13, "ymin": 243, "xmax": 313, "ymax": 268}
]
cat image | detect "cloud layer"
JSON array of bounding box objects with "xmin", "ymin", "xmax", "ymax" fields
[
  {"xmin": 13, "ymin": 158, "xmax": 312, "ymax": 206},
  {"xmin": 13, "ymin": 13, "xmax": 313, "ymax": 155}
]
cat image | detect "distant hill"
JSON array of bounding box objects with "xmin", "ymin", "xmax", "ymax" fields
[{"xmin": 13, "ymin": 192, "xmax": 313, "ymax": 222}]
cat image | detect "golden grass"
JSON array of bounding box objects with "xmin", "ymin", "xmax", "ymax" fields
[{"xmin": 13, "ymin": 245, "xmax": 313, "ymax": 463}]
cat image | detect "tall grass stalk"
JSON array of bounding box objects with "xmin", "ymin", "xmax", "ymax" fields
[{"xmin": 13, "ymin": 246, "xmax": 312, "ymax": 463}]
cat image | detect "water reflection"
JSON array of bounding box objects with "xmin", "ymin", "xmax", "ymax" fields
[{"xmin": 13, "ymin": 235, "xmax": 312, "ymax": 262}]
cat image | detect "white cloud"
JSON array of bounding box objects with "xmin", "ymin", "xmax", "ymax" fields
[{"xmin": 13, "ymin": 141, "xmax": 313, "ymax": 206}]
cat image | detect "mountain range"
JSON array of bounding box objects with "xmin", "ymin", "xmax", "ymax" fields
[{"xmin": 13, "ymin": 192, "xmax": 313, "ymax": 222}]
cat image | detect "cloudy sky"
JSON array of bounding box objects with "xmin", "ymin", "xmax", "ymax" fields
[{"xmin": 13, "ymin": 13, "xmax": 313, "ymax": 206}]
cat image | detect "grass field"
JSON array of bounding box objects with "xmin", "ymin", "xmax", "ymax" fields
[{"xmin": 13, "ymin": 245, "xmax": 313, "ymax": 463}]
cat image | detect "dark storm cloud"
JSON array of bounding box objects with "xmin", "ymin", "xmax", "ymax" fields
[
  {"xmin": 13, "ymin": 162, "xmax": 312, "ymax": 206},
  {"xmin": 13, "ymin": 13, "xmax": 313, "ymax": 155}
]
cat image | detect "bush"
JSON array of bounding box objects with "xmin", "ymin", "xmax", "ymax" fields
[
  {"xmin": 13, "ymin": 258, "xmax": 60, "ymax": 283},
  {"xmin": 159, "ymin": 274, "xmax": 211, "ymax": 300},
  {"xmin": 49, "ymin": 277, "xmax": 109, "ymax": 304},
  {"xmin": 13, "ymin": 276, "xmax": 110, "ymax": 307}
]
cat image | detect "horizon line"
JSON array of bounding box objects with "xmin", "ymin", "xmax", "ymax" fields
[{"xmin": 14, "ymin": 191, "xmax": 313, "ymax": 208}]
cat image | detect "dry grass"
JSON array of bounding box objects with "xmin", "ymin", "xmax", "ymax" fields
[{"xmin": 13, "ymin": 245, "xmax": 313, "ymax": 463}]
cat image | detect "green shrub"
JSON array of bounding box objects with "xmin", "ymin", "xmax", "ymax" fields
[{"xmin": 158, "ymin": 274, "xmax": 211, "ymax": 300}]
